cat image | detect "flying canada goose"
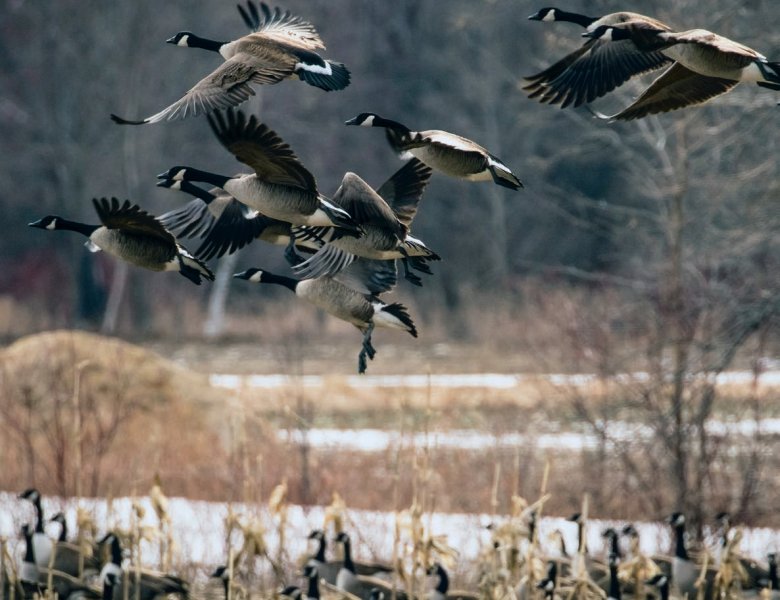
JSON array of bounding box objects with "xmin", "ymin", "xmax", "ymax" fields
[
  {"xmin": 345, "ymin": 113, "xmax": 523, "ymax": 190},
  {"xmin": 110, "ymin": 2, "xmax": 349, "ymax": 125},
  {"xmin": 157, "ymin": 178, "xmax": 297, "ymax": 260},
  {"xmin": 233, "ymin": 267, "xmax": 417, "ymax": 373},
  {"xmin": 18, "ymin": 489, "xmax": 53, "ymax": 568},
  {"xmin": 333, "ymin": 533, "xmax": 407, "ymax": 600},
  {"xmin": 426, "ymin": 563, "xmax": 478, "ymax": 600},
  {"xmin": 98, "ymin": 533, "xmax": 189, "ymax": 600},
  {"xmin": 290, "ymin": 159, "xmax": 440, "ymax": 285},
  {"xmin": 524, "ymin": 9, "xmax": 672, "ymax": 108},
  {"xmin": 28, "ymin": 198, "xmax": 214, "ymax": 285},
  {"xmin": 158, "ymin": 109, "xmax": 360, "ymax": 234},
  {"xmin": 583, "ymin": 22, "xmax": 780, "ymax": 120},
  {"xmin": 48, "ymin": 512, "xmax": 101, "ymax": 577}
]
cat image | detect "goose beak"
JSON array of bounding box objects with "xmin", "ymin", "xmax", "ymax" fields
[
  {"xmin": 344, "ymin": 116, "xmax": 359, "ymax": 126},
  {"xmin": 233, "ymin": 271, "xmax": 250, "ymax": 280},
  {"xmin": 28, "ymin": 218, "xmax": 46, "ymax": 229},
  {"xmin": 165, "ymin": 35, "xmax": 178, "ymax": 44}
]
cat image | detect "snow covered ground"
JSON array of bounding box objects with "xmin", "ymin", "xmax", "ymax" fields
[{"xmin": 2, "ymin": 492, "xmax": 777, "ymax": 572}]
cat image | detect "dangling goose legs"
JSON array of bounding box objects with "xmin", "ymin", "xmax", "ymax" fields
[
  {"xmin": 400, "ymin": 258, "xmax": 423, "ymax": 286},
  {"xmin": 358, "ymin": 322, "xmax": 376, "ymax": 374}
]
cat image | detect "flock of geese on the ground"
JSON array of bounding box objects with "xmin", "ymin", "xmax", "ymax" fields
[
  {"xmin": 25, "ymin": 2, "xmax": 780, "ymax": 372},
  {"xmin": 4, "ymin": 488, "xmax": 779, "ymax": 600}
]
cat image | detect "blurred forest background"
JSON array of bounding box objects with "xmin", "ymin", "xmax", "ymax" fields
[{"xmin": 0, "ymin": 0, "xmax": 779, "ymax": 527}]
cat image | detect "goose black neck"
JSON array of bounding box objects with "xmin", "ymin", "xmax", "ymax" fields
[
  {"xmin": 435, "ymin": 566, "xmax": 449, "ymax": 594},
  {"xmin": 33, "ymin": 497, "xmax": 45, "ymax": 533},
  {"xmin": 58, "ymin": 520, "xmax": 68, "ymax": 542},
  {"xmin": 185, "ymin": 34, "xmax": 226, "ymax": 53},
  {"xmin": 555, "ymin": 10, "xmax": 597, "ymax": 27},
  {"xmin": 262, "ymin": 272, "xmax": 298, "ymax": 292},
  {"xmin": 22, "ymin": 529, "xmax": 35, "ymax": 563},
  {"xmin": 108, "ymin": 536, "xmax": 123, "ymax": 565},
  {"xmin": 181, "ymin": 168, "xmax": 231, "ymax": 189},
  {"xmin": 375, "ymin": 116, "xmax": 411, "ymax": 135},
  {"xmin": 608, "ymin": 532, "xmax": 620, "ymax": 557},
  {"xmin": 769, "ymin": 557, "xmax": 778, "ymax": 589},
  {"xmin": 341, "ymin": 538, "xmax": 355, "ymax": 573},
  {"xmin": 306, "ymin": 572, "xmax": 320, "ymax": 599},
  {"xmin": 222, "ymin": 576, "xmax": 230, "ymax": 599},
  {"xmin": 56, "ymin": 219, "xmax": 100, "ymax": 238},
  {"xmin": 673, "ymin": 523, "xmax": 689, "ymax": 560},
  {"xmin": 657, "ymin": 580, "xmax": 670, "ymax": 600},
  {"xmin": 313, "ymin": 535, "xmax": 326, "ymax": 562},
  {"xmin": 103, "ymin": 577, "xmax": 116, "ymax": 600},
  {"xmin": 608, "ymin": 562, "xmax": 621, "ymax": 600},
  {"xmin": 180, "ymin": 181, "xmax": 217, "ymax": 204}
]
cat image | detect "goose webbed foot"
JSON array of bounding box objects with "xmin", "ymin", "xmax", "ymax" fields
[
  {"xmin": 401, "ymin": 258, "xmax": 423, "ymax": 286},
  {"xmin": 357, "ymin": 322, "xmax": 376, "ymax": 374}
]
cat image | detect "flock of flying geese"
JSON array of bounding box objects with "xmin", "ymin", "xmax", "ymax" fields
[
  {"xmin": 8, "ymin": 488, "xmax": 779, "ymax": 600},
  {"xmin": 27, "ymin": 3, "xmax": 780, "ymax": 372}
]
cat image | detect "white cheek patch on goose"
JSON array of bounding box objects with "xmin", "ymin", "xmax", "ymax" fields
[
  {"xmin": 295, "ymin": 62, "xmax": 333, "ymax": 75},
  {"xmin": 177, "ymin": 35, "xmax": 190, "ymax": 47},
  {"xmin": 249, "ymin": 271, "xmax": 263, "ymax": 283}
]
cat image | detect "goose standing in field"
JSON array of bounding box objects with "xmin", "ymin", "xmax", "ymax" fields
[
  {"xmin": 98, "ymin": 533, "xmax": 189, "ymax": 600},
  {"xmin": 345, "ymin": 113, "xmax": 523, "ymax": 190},
  {"xmin": 606, "ymin": 553, "xmax": 621, "ymax": 600},
  {"xmin": 426, "ymin": 562, "xmax": 478, "ymax": 600},
  {"xmin": 536, "ymin": 561, "xmax": 558, "ymax": 600},
  {"xmin": 233, "ymin": 267, "xmax": 417, "ymax": 373},
  {"xmin": 111, "ymin": 1, "xmax": 349, "ymax": 125},
  {"xmin": 29, "ymin": 198, "xmax": 214, "ymax": 285},
  {"xmin": 306, "ymin": 530, "xmax": 394, "ymax": 585},
  {"xmin": 524, "ymin": 8, "xmax": 672, "ymax": 108},
  {"xmin": 667, "ymin": 512, "xmax": 698, "ymax": 599},
  {"xmin": 18, "ymin": 489, "xmax": 53, "ymax": 568},
  {"xmin": 158, "ymin": 109, "xmax": 360, "ymax": 233},
  {"xmin": 290, "ymin": 159, "xmax": 440, "ymax": 286},
  {"xmin": 49, "ymin": 512, "xmax": 101, "ymax": 577},
  {"xmin": 20, "ymin": 524, "xmax": 102, "ymax": 600},
  {"xmin": 583, "ymin": 22, "xmax": 780, "ymax": 120},
  {"xmin": 332, "ymin": 533, "xmax": 406, "ymax": 600}
]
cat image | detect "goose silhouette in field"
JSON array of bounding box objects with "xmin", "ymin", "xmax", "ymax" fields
[
  {"xmin": 582, "ymin": 22, "xmax": 780, "ymax": 120},
  {"xmin": 524, "ymin": 8, "xmax": 673, "ymax": 108},
  {"xmin": 29, "ymin": 198, "xmax": 214, "ymax": 285},
  {"xmin": 233, "ymin": 265, "xmax": 417, "ymax": 373},
  {"xmin": 158, "ymin": 109, "xmax": 361, "ymax": 234},
  {"xmin": 111, "ymin": 2, "xmax": 349, "ymax": 125},
  {"xmin": 345, "ymin": 113, "xmax": 523, "ymax": 190}
]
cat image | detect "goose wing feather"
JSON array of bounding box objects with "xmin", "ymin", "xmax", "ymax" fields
[{"xmin": 208, "ymin": 109, "xmax": 318, "ymax": 190}]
